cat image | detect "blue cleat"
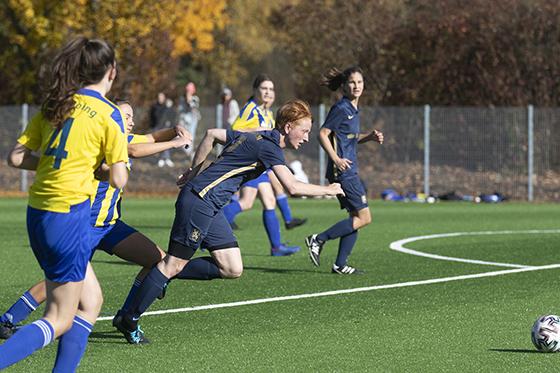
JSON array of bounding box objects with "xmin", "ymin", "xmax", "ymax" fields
[
  {"xmin": 271, "ymin": 244, "xmax": 301, "ymax": 256},
  {"xmin": 113, "ymin": 316, "xmax": 150, "ymax": 344}
]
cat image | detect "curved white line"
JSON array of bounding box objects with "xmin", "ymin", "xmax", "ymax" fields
[{"xmin": 389, "ymin": 229, "xmax": 560, "ymax": 268}]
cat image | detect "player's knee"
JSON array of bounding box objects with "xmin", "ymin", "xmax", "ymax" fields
[
  {"xmin": 221, "ymin": 264, "xmax": 243, "ymax": 279},
  {"xmin": 239, "ymin": 199, "xmax": 254, "ymax": 210}
]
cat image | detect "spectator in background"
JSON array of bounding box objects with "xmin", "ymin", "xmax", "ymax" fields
[
  {"xmin": 220, "ymin": 87, "xmax": 239, "ymax": 128},
  {"xmin": 150, "ymin": 92, "xmax": 167, "ymax": 130},
  {"xmin": 158, "ymin": 98, "xmax": 177, "ymax": 167},
  {"xmin": 178, "ymin": 82, "xmax": 201, "ymax": 157}
]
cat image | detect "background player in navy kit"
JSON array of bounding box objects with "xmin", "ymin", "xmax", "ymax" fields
[
  {"xmin": 306, "ymin": 66, "xmax": 384, "ymax": 275},
  {"xmin": 114, "ymin": 100, "xmax": 343, "ymax": 343}
]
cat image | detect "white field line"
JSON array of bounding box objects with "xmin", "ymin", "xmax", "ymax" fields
[
  {"xmin": 389, "ymin": 229, "xmax": 560, "ymax": 268},
  {"xmin": 98, "ymin": 262, "xmax": 560, "ymax": 321}
]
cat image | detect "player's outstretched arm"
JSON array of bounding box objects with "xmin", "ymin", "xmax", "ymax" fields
[
  {"xmin": 7, "ymin": 143, "xmax": 39, "ymax": 171},
  {"xmin": 128, "ymin": 126, "xmax": 192, "ymax": 158},
  {"xmin": 271, "ymin": 164, "xmax": 343, "ymax": 197}
]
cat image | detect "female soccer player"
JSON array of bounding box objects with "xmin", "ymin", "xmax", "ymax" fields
[
  {"xmin": 114, "ymin": 100, "xmax": 343, "ymax": 343},
  {"xmin": 0, "ymin": 37, "xmax": 128, "ymax": 370},
  {"xmin": 0, "ymin": 101, "xmax": 192, "ymax": 343},
  {"xmin": 222, "ymin": 74, "xmax": 306, "ymax": 256},
  {"xmin": 306, "ymin": 66, "xmax": 384, "ymax": 275}
]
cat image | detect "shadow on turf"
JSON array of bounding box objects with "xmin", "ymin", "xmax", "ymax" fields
[
  {"xmin": 489, "ymin": 348, "xmax": 543, "ymax": 354},
  {"xmin": 88, "ymin": 330, "xmax": 129, "ymax": 344},
  {"xmin": 243, "ymin": 265, "xmax": 329, "ymax": 274}
]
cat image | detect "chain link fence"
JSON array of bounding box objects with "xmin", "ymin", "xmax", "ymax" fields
[{"xmin": 1, "ymin": 104, "xmax": 558, "ymax": 200}]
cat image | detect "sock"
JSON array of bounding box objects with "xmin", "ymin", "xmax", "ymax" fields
[
  {"xmin": 317, "ymin": 218, "xmax": 354, "ymax": 242},
  {"xmin": 0, "ymin": 290, "xmax": 40, "ymax": 325},
  {"xmin": 174, "ymin": 257, "xmax": 221, "ymax": 280},
  {"xmin": 335, "ymin": 230, "xmax": 359, "ymax": 267},
  {"xmin": 53, "ymin": 316, "xmax": 93, "ymax": 373},
  {"xmin": 276, "ymin": 194, "xmax": 292, "ymax": 224},
  {"xmin": 127, "ymin": 267, "xmax": 170, "ymax": 323},
  {"xmin": 263, "ymin": 209, "xmax": 282, "ymax": 248},
  {"xmin": 223, "ymin": 200, "xmax": 242, "ymax": 224},
  {"xmin": 0, "ymin": 319, "xmax": 54, "ymax": 369},
  {"xmin": 120, "ymin": 278, "xmax": 142, "ymax": 313}
]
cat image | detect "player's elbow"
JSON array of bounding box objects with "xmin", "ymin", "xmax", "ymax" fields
[
  {"xmin": 7, "ymin": 149, "xmax": 23, "ymax": 168},
  {"xmin": 284, "ymin": 183, "xmax": 299, "ymax": 196},
  {"xmin": 109, "ymin": 163, "xmax": 128, "ymax": 189}
]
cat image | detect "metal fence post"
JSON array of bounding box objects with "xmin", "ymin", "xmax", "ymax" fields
[
  {"xmin": 215, "ymin": 104, "xmax": 223, "ymax": 154},
  {"xmin": 21, "ymin": 103, "xmax": 29, "ymax": 192},
  {"xmin": 318, "ymin": 104, "xmax": 326, "ymax": 185},
  {"xmin": 423, "ymin": 105, "xmax": 430, "ymax": 196},
  {"xmin": 527, "ymin": 105, "xmax": 534, "ymax": 202}
]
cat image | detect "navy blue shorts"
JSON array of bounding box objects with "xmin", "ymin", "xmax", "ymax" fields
[
  {"xmin": 90, "ymin": 220, "xmax": 138, "ymax": 256},
  {"xmin": 27, "ymin": 199, "xmax": 91, "ymax": 283},
  {"xmin": 334, "ymin": 175, "xmax": 369, "ymax": 212},
  {"xmin": 170, "ymin": 188, "xmax": 237, "ymax": 254},
  {"xmin": 242, "ymin": 171, "xmax": 270, "ymax": 189}
]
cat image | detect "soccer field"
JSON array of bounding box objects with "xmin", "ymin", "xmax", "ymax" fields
[{"xmin": 1, "ymin": 197, "xmax": 560, "ymax": 372}]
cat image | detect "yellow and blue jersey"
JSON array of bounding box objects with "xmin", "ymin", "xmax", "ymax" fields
[
  {"xmin": 18, "ymin": 88, "xmax": 129, "ymax": 213},
  {"xmin": 90, "ymin": 134, "xmax": 148, "ymax": 227},
  {"xmin": 231, "ymin": 99, "xmax": 275, "ymax": 130}
]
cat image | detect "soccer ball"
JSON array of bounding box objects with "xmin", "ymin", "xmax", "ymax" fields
[{"xmin": 531, "ymin": 315, "xmax": 560, "ymax": 352}]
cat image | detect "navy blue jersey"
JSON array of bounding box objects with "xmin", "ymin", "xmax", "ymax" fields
[
  {"xmin": 323, "ymin": 97, "xmax": 360, "ymax": 181},
  {"xmin": 188, "ymin": 129, "xmax": 285, "ymax": 209}
]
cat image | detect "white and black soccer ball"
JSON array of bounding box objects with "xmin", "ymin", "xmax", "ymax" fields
[{"xmin": 531, "ymin": 315, "xmax": 560, "ymax": 352}]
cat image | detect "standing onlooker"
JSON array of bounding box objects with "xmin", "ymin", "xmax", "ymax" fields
[
  {"xmin": 149, "ymin": 92, "xmax": 167, "ymax": 131},
  {"xmin": 178, "ymin": 82, "xmax": 201, "ymax": 157},
  {"xmin": 219, "ymin": 87, "xmax": 239, "ymax": 128},
  {"xmin": 158, "ymin": 98, "xmax": 177, "ymax": 167}
]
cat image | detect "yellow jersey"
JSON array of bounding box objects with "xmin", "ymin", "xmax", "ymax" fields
[
  {"xmin": 90, "ymin": 134, "xmax": 148, "ymax": 227},
  {"xmin": 18, "ymin": 88, "xmax": 129, "ymax": 213},
  {"xmin": 231, "ymin": 99, "xmax": 275, "ymax": 130}
]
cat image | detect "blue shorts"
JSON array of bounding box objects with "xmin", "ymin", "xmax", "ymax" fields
[
  {"xmin": 27, "ymin": 199, "xmax": 91, "ymax": 283},
  {"xmin": 90, "ymin": 220, "xmax": 137, "ymax": 257},
  {"xmin": 170, "ymin": 188, "xmax": 237, "ymax": 253},
  {"xmin": 242, "ymin": 171, "xmax": 270, "ymax": 189},
  {"xmin": 333, "ymin": 175, "xmax": 369, "ymax": 212}
]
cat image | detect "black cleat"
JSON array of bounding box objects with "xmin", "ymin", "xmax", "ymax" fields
[
  {"xmin": 113, "ymin": 316, "xmax": 150, "ymax": 345},
  {"xmin": 306, "ymin": 234, "xmax": 324, "ymax": 267},
  {"xmin": 285, "ymin": 217, "xmax": 307, "ymax": 230},
  {"xmin": 0, "ymin": 321, "xmax": 16, "ymax": 339},
  {"xmin": 331, "ymin": 264, "xmax": 365, "ymax": 275}
]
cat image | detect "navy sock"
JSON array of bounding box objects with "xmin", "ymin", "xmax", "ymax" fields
[
  {"xmin": 0, "ymin": 319, "xmax": 54, "ymax": 369},
  {"xmin": 335, "ymin": 230, "xmax": 359, "ymax": 267},
  {"xmin": 317, "ymin": 218, "xmax": 354, "ymax": 242},
  {"xmin": 276, "ymin": 194, "xmax": 292, "ymax": 224},
  {"xmin": 263, "ymin": 209, "xmax": 282, "ymax": 248},
  {"xmin": 0, "ymin": 290, "xmax": 40, "ymax": 325},
  {"xmin": 127, "ymin": 267, "xmax": 170, "ymax": 323},
  {"xmin": 53, "ymin": 316, "xmax": 92, "ymax": 373},
  {"xmin": 120, "ymin": 278, "xmax": 142, "ymax": 313},
  {"xmin": 223, "ymin": 200, "xmax": 242, "ymax": 224},
  {"xmin": 174, "ymin": 257, "xmax": 221, "ymax": 280}
]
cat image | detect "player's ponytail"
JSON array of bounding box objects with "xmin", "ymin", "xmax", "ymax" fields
[
  {"xmin": 42, "ymin": 37, "xmax": 116, "ymax": 128},
  {"xmin": 275, "ymin": 99, "xmax": 312, "ymax": 133},
  {"xmin": 320, "ymin": 66, "xmax": 364, "ymax": 91}
]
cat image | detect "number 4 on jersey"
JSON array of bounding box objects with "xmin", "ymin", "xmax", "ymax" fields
[{"xmin": 44, "ymin": 118, "xmax": 73, "ymax": 169}]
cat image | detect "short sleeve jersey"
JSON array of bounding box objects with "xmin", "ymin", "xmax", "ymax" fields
[
  {"xmin": 90, "ymin": 134, "xmax": 148, "ymax": 227},
  {"xmin": 188, "ymin": 129, "xmax": 285, "ymax": 209},
  {"xmin": 322, "ymin": 97, "xmax": 360, "ymax": 182},
  {"xmin": 231, "ymin": 99, "xmax": 275, "ymax": 130},
  {"xmin": 18, "ymin": 88, "xmax": 129, "ymax": 213}
]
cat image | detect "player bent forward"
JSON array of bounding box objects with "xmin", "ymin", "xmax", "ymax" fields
[{"xmin": 114, "ymin": 99, "xmax": 343, "ymax": 343}]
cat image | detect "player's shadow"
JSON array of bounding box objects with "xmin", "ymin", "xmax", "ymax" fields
[
  {"xmin": 243, "ymin": 265, "xmax": 329, "ymax": 274},
  {"xmin": 489, "ymin": 348, "xmax": 544, "ymax": 354},
  {"xmin": 91, "ymin": 259, "xmax": 135, "ymax": 266},
  {"xmin": 88, "ymin": 330, "xmax": 129, "ymax": 344}
]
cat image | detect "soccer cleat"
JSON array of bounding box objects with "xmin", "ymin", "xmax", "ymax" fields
[
  {"xmin": 271, "ymin": 244, "xmax": 301, "ymax": 256},
  {"xmin": 114, "ymin": 316, "xmax": 150, "ymax": 345},
  {"xmin": 306, "ymin": 234, "xmax": 324, "ymax": 267},
  {"xmin": 285, "ymin": 217, "xmax": 308, "ymax": 230},
  {"xmin": 0, "ymin": 321, "xmax": 17, "ymax": 339},
  {"xmin": 331, "ymin": 264, "xmax": 365, "ymax": 275}
]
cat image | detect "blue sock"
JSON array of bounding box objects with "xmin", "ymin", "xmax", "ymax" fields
[
  {"xmin": 0, "ymin": 290, "xmax": 40, "ymax": 325},
  {"xmin": 263, "ymin": 209, "xmax": 282, "ymax": 248},
  {"xmin": 174, "ymin": 257, "xmax": 221, "ymax": 280},
  {"xmin": 53, "ymin": 316, "xmax": 92, "ymax": 373},
  {"xmin": 335, "ymin": 230, "xmax": 358, "ymax": 267},
  {"xmin": 223, "ymin": 200, "xmax": 242, "ymax": 224},
  {"xmin": 317, "ymin": 218, "xmax": 354, "ymax": 242},
  {"xmin": 120, "ymin": 278, "xmax": 142, "ymax": 313},
  {"xmin": 0, "ymin": 319, "xmax": 54, "ymax": 369},
  {"xmin": 128, "ymin": 267, "xmax": 170, "ymax": 321},
  {"xmin": 276, "ymin": 194, "xmax": 292, "ymax": 224}
]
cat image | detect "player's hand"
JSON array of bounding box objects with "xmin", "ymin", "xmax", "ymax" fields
[
  {"xmin": 176, "ymin": 168, "xmax": 193, "ymax": 188},
  {"xmin": 173, "ymin": 127, "xmax": 193, "ymax": 149},
  {"xmin": 175, "ymin": 125, "xmax": 191, "ymax": 139},
  {"xmin": 327, "ymin": 182, "xmax": 344, "ymax": 196},
  {"xmin": 334, "ymin": 157, "xmax": 353, "ymax": 172},
  {"xmin": 372, "ymin": 129, "xmax": 384, "ymax": 144}
]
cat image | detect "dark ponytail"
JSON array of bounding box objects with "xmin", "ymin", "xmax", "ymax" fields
[
  {"xmin": 320, "ymin": 66, "xmax": 363, "ymax": 91},
  {"xmin": 42, "ymin": 37, "xmax": 116, "ymax": 128}
]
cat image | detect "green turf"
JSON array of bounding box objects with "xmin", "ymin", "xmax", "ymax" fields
[{"xmin": 1, "ymin": 198, "xmax": 560, "ymax": 372}]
